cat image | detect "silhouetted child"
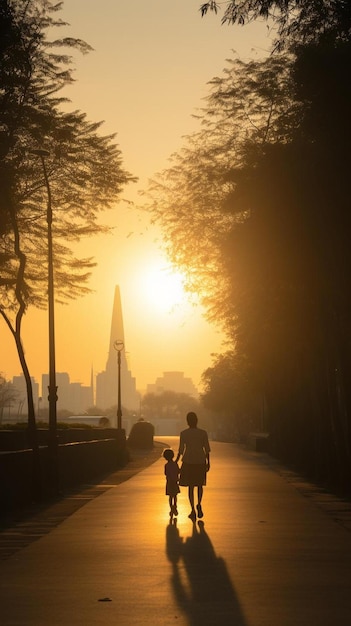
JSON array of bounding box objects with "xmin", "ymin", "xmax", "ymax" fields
[{"xmin": 163, "ymin": 448, "xmax": 180, "ymax": 517}]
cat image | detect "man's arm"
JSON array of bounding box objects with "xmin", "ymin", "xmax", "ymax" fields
[
  {"xmin": 175, "ymin": 446, "xmax": 182, "ymax": 463},
  {"xmin": 204, "ymin": 431, "xmax": 210, "ymax": 470}
]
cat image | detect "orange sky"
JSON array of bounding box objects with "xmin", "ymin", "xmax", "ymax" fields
[{"xmin": 1, "ymin": 1, "xmax": 271, "ymax": 393}]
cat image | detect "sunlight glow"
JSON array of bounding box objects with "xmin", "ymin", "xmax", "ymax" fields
[{"xmin": 142, "ymin": 262, "xmax": 187, "ymax": 314}]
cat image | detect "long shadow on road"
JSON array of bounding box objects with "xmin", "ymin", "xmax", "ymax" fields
[{"xmin": 166, "ymin": 519, "xmax": 247, "ymax": 626}]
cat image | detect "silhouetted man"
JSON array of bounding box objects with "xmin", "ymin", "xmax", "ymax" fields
[{"xmin": 175, "ymin": 412, "xmax": 210, "ymax": 520}]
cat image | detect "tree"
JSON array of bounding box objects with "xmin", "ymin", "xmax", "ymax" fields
[
  {"xmin": 0, "ymin": 0, "xmax": 135, "ymax": 495},
  {"xmin": 0, "ymin": 372, "xmax": 18, "ymax": 423},
  {"xmin": 144, "ymin": 38, "xmax": 351, "ymax": 491},
  {"xmin": 143, "ymin": 53, "xmax": 296, "ymax": 325},
  {"xmin": 220, "ymin": 40, "xmax": 351, "ymax": 485},
  {"xmin": 200, "ymin": 0, "xmax": 351, "ymax": 50},
  {"xmin": 141, "ymin": 391, "xmax": 199, "ymax": 421},
  {"xmin": 201, "ymin": 351, "xmax": 261, "ymax": 440}
]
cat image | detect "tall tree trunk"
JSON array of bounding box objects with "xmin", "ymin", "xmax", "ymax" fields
[{"xmin": 7, "ymin": 195, "xmax": 42, "ymax": 501}]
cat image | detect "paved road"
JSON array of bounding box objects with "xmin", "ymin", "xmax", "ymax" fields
[{"xmin": 1, "ymin": 439, "xmax": 351, "ymax": 626}]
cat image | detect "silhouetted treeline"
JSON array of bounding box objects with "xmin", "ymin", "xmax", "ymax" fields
[
  {"xmin": 145, "ymin": 7, "xmax": 351, "ymax": 493},
  {"xmin": 141, "ymin": 391, "xmax": 200, "ymax": 422},
  {"xmin": 222, "ymin": 40, "xmax": 351, "ymax": 492}
]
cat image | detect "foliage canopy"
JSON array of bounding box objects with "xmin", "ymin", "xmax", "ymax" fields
[
  {"xmin": 144, "ymin": 30, "xmax": 351, "ymax": 489},
  {"xmin": 200, "ymin": 0, "xmax": 351, "ymax": 50}
]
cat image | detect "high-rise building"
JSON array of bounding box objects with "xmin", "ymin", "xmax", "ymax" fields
[
  {"xmin": 96, "ymin": 286, "xmax": 140, "ymax": 411},
  {"xmin": 41, "ymin": 372, "xmax": 94, "ymax": 414},
  {"xmin": 146, "ymin": 371, "xmax": 199, "ymax": 398},
  {"xmin": 12, "ymin": 375, "xmax": 39, "ymax": 419}
]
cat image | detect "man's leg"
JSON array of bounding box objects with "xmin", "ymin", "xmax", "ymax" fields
[
  {"xmin": 196, "ymin": 486, "xmax": 204, "ymax": 518},
  {"xmin": 188, "ymin": 486, "xmax": 195, "ymax": 510},
  {"xmin": 188, "ymin": 486, "xmax": 197, "ymax": 519}
]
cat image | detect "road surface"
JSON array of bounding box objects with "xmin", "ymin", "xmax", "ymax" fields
[{"xmin": 1, "ymin": 438, "xmax": 351, "ymax": 625}]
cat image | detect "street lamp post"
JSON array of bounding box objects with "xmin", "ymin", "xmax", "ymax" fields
[
  {"xmin": 31, "ymin": 149, "xmax": 59, "ymax": 491},
  {"xmin": 114, "ymin": 340, "xmax": 124, "ymax": 429}
]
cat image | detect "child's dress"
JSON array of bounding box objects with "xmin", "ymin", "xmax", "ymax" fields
[{"xmin": 165, "ymin": 460, "xmax": 180, "ymax": 496}]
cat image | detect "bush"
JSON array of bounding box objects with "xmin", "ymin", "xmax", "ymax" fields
[{"xmin": 128, "ymin": 419, "xmax": 154, "ymax": 449}]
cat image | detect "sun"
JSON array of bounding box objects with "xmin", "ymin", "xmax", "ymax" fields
[{"xmin": 142, "ymin": 262, "xmax": 187, "ymax": 314}]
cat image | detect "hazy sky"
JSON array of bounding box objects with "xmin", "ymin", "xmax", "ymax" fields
[{"xmin": 1, "ymin": 1, "xmax": 271, "ymax": 393}]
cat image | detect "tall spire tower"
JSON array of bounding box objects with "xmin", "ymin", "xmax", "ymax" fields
[
  {"xmin": 106, "ymin": 286, "xmax": 127, "ymax": 372},
  {"xmin": 96, "ymin": 286, "xmax": 139, "ymax": 413}
]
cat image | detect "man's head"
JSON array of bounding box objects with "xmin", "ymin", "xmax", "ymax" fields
[{"xmin": 186, "ymin": 411, "xmax": 198, "ymax": 427}]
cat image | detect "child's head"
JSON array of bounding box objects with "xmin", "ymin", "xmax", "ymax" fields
[{"xmin": 163, "ymin": 448, "xmax": 174, "ymax": 461}]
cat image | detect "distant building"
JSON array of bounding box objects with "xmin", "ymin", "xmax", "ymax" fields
[
  {"xmin": 95, "ymin": 286, "xmax": 140, "ymax": 411},
  {"xmin": 11, "ymin": 375, "xmax": 40, "ymax": 418},
  {"xmin": 146, "ymin": 371, "xmax": 199, "ymax": 398},
  {"xmin": 41, "ymin": 371, "xmax": 94, "ymax": 414}
]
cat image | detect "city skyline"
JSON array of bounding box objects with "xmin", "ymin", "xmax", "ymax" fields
[
  {"xmin": 7, "ymin": 366, "xmax": 200, "ymax": 419},
  {"xmin": 6, "ymin": 282, "xmax": 202, "ymax": 418}
]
